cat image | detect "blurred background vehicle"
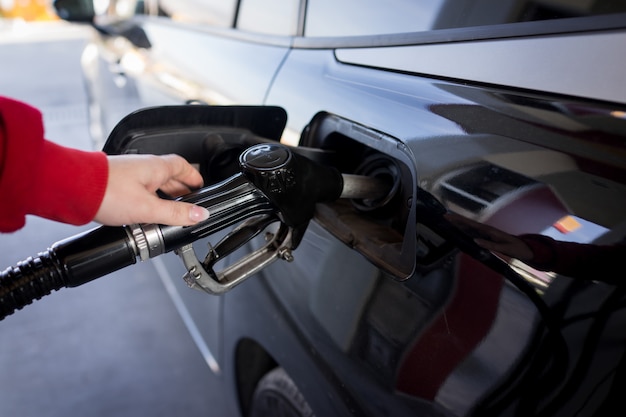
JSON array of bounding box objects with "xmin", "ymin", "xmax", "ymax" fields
[
  {"xmin": 0, "ymin": 0, "xmax": 57, "ymax": 21},
  {"xmin": 52, "ymin": 1, "xmax": 626, "ymax": 416}
]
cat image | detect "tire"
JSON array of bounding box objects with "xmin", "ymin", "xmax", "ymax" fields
[{"xmin": 249, "ymin": 367, "xmax": 315, "ymax": 417}]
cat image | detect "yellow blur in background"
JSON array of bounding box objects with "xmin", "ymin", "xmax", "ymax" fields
[{"xmin": 0, "ymin": 0, "xmax": 58, "ymax": 21}]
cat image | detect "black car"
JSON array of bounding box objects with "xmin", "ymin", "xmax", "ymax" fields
[{"xmin": 52, "ymin": 1, "xmax": 626, "ymax": 416}]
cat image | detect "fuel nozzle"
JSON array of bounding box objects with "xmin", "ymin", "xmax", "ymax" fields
[
  {"xmin": 240, "ymin": 143, "xmax": 343, "ymax": 229},
  {"xmin": 240, "ymin": 143, "xmax": 394, "ymax": 229}
]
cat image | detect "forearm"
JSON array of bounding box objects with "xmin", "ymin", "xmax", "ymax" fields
[
  {"xmin": 27, "ymin": 140, "xmax": 108, "ymax": 226},
  {"xmin": 520, "ymin": 234, "xmax": 624, "ymax": 283}
]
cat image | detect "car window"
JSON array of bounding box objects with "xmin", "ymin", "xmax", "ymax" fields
[
  {"xmin": 93, "ymin": 0, "xmax": 148, "ymax": 18},
  {"xmin": 158, "ymin": 0, "xmax": 237, "ymax": 26},
  {"xmin": 305, "ymin": 0, "xmax": 626, "ymax": 37},
  {"xmin": 237, "ymin": 0, "xmax": 301, "ymax": 36},
  {"xmin": 305, "ymin": 0, "xmax": 442, "ymax": 37}
]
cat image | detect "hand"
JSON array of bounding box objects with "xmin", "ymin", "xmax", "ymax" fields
[
  {"xmin": 444, "ymin": 213, "xmax": 534, "ymax": 261},
  {"xmin": 94, "ymin": 154, "xmax": 210, "ymax": 226}
]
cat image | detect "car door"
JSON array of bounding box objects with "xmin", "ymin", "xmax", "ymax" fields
[{"xmin": 81, "ymin": 0, "xmax": 298, "ymax": 147}]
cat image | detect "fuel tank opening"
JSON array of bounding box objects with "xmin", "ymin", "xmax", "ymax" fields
[
  {"xmin": 351, "ymin": 154, "xmax": 402, "ymax": 214},
  {"xmin": 301, "ymin": 112, "xmax": 417, "ymax": 279}
]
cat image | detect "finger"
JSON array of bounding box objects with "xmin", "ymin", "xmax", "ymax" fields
[
  {"xmin": 474, "ymin": 238, "xmax": 498, "ymax": 250},
  {"xmin": 159, "ymin": 179, "xmax": 195, "ymax": 197},
  {"xmin": 161, "ymin": 154, "xmax": 204, "ymax": 188},
  {"xmin": 149, "ymin": 199, "xmax": 210, "ymax": 226}
]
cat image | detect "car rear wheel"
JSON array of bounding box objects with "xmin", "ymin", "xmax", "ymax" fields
[{"xmin": 249, "ymin": 367, "xmax": 315, "ymax": 417}]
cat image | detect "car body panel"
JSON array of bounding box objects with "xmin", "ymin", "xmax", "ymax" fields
[
  {"xmin": 137, "ymin": 19, "xmax": 290, "ymax": 104},
  {"xmin": 265, "ymin": 53, "xmax": 626, "ymax": 416},
  {"xmin": 336, "ymin": 30, "xmax": 626, "ymax": 105}
]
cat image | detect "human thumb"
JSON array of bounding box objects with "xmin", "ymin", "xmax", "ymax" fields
[
  {"xmin": 154, "ymin": 200, "xmax": 210, "ymax": 226},
  {"xmin": 188, "ymin": 204, "xmax": 211, "ymax": 223}
]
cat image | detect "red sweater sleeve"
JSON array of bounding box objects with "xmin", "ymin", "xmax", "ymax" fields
[{"xmin": 0, "ymin": 96, "xmax": 108, "ymax": 232}]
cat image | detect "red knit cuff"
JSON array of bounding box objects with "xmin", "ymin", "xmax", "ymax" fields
[{"xmin": 28, "ymin": 141, "xmax": 108, "ymax": 225}]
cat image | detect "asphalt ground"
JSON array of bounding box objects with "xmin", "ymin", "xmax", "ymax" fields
[{"xmin": 0, "ymin": 21, "xmax": 224, "ymax": 417}]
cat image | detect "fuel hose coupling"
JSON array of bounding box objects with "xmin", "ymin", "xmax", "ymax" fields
[{"xmin": 129, "ymin": 223, "xmax": 165, "ymax": 261}]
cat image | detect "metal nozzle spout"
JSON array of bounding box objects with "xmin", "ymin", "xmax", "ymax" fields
[{"xmin": 340, "ymin": 174, "xmax": 394, "ymax": 200}]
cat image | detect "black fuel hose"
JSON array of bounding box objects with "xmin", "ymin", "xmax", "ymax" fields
[{"xmin": 0, "ymin": 226, "xmax": 136, "ymax": 320}]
